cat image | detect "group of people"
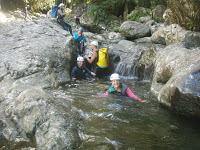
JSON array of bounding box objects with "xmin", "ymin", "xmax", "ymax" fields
[{"xmin": 56, "ymin": 3, "xmax": 145, "ymax": 102}]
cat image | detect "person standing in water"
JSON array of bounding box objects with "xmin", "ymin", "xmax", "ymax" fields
[
  {"xmin": 104, "ymin": 73, "xmax": 145, "ymax": 102},
  {"xmin": 85, "ymin": 41, "xmax": 109, "ymax": 78},
  {"xmin": 71, "ymin": 56, "xmax": 96, "ymax": 80},
  {"xmin": 57, "ymin": 3, "xmax": 73, "ymax": 36}
]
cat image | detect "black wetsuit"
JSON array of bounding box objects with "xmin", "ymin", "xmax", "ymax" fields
[
  {"xmin": 57, "ymin": 9, "xmax": 73, "ymax": 35},
  {"xmin": 71, "ymin": 65, "xmax": 91, "ymax": 80}
]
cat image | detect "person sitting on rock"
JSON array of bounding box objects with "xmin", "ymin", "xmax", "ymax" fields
[
  {"xmin": 103, "ymin": 73, "xmax": 146, "ymax": 102},
  {"xmin": 74, "ymin": 16, "xmax": 80, "ymax": 25},
  {"xmin": 71, "ymin": 56, "xmax": 96, "ymax": 80},
  {"xmin": 73, "ymin": 27, "xmax": 87, "ymax": 56},
  {"xmin": 57, "ymin": 3, "xmax": 73, "ymax": 36},
  {"xmin": 84, "ymin": 41, "xmax": 109, "ymax": 78}
]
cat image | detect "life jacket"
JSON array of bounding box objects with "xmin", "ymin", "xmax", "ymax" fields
[
  {"xmin": 97, "ymin": 48, "xmax": 109, "ymax": 68},
  {"xmin": 51, "ymin": 5, "xmax": 58, "ymax": 18},
  {"xmin": 107, "ymin": 84, "xmax": 128, "ymax": 96}
]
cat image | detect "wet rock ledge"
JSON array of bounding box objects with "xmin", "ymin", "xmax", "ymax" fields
[{"xmin": 0, "ymin": 18, "xmax": 79, "ymax": 149}]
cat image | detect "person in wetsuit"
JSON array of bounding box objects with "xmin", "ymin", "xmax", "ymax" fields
[
  {"xmin": 84, "ymin": 41, "xmax": 109, "ymax": 78},
  {"xmin": 73, "ymin": 27, "xmax": 87, "ymax": 56},
  {"xmin": 71, "ymin": 56, "xmax": 96, "ymax": 80},
  {"xmin": 104, "ymin": 73, "xmax": 146, "ymax": 102},
  {"xmin": 57, "ymin": 3, "xmax": 73, "ymax": 36}
]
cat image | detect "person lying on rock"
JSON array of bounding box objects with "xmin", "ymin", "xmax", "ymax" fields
[
  {"xmin": 103, "ymin": 73, "xmax": 146, "ymax": 102},
  {"xmin": 84, "ymin": 41, "xmax": 109, "ymax": 78},
  {"xmin": 57, "ymin": 3, "xmax": 73, "ymax": 36},
  {"xmin": 73, "ymin": 27, "xmax": 87, "ymax": 56},
  {"xmin": 71, "ymin": 56, "xmax": 96, "ymax": 81}
]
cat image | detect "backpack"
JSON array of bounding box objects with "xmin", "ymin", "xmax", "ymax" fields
[
  {"xmin": 97, "ymin": 48, "xmax": 109, "ymax": 68},
  {"xmin": 51, "ymin": 5, "xmax": 58, "ymax": 18}
]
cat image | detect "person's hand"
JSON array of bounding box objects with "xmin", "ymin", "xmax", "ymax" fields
[
  {"xmin": 91, "ymin": 72, "xmax": 96, "ymax": 76},
  {"xmin": 78, "ymin": 31, "xmax": 82, "ymax": 36},
  {"xmin": 78, "ymin": 32, "xmax": 82, "ymax": 36},
  {"xmin": 84, "ymin": 55, "xmax": 88, "ymax": 59},
  {"xmin": 72, "ymin": 78, "xmax": 77, "ymax": 80}
]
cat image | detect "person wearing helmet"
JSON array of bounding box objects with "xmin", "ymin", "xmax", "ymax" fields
[
  {"xmin": 71, "ymin": 56, "xmax": 96, "ymax": 80},
  {"xmin": 104, "ymin": 73, "xmax": 143, "ymax": 101},
  {"xmin": 74, "ymin": 16, "xmax": 80, "ymax": 25},
  {"xmin": 57, "ymin": 3, "xmax": 73, "ymax": 36},
  {"xmin": 85, "ymin": 41, "xmax": 108, "ymax": 78},
  {"xmin": 73, "ymin": 27, "xmax": 87, "ymax": 55}
]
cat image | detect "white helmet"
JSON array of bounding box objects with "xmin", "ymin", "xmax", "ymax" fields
[
  {"xmin": 59, "ymin": 3, "xmax": 65, "ymax": 7},
  {"xmin": 110, "ymin": 73, "xmax": 120, "ymax": 80},
  {"xmin": 74, "ymin": 16, "xmax": 76, "ymax": 19},
  {"xmin": 77, "ymin": 56, "xmax": 84, "ymax": 62},
  {"xmin": 90, "ymin": 41, "xmax": 98, "ymax": 47}
]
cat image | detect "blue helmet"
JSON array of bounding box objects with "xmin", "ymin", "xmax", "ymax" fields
[{"xmin": 79, "ymin": 27, "xmax": 83, "ymax": 31}]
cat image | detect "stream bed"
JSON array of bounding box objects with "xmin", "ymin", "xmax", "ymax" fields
[
  {"xmin": 1, "ymin": 79, "xmax": 200, "ymax": 149},
  {"xmin": 58, "ymin": 79, "xmax": 200, "ymax": 150}
]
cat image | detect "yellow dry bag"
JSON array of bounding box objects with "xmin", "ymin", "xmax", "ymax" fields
[{"xmin": 97, "ymin": 48, "xmax": 109, "ymax": 68}]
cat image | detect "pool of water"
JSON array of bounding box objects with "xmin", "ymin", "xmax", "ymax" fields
[
  {"xmin": 61, "ymin": 79, "xmax": 200, "ymax": 150},
  {"xmin": 1, "ymin": 79, "xmax": 200, "ymax": 149}
]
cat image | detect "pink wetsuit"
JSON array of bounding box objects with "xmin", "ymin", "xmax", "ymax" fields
[{"xmin": 104, "ymin": 88, "xmax": 142, "ymax": 102}]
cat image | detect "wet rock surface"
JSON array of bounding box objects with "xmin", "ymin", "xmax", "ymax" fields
[
  {"xmin": 0, "ymin": 18, "xmax": 78, "ymax": 149},
  {"xmin": 151, "ymin": 43, "xmax": 200, "ymax": 116}
]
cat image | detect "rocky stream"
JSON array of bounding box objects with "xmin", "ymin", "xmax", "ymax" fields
[{"xmin": 0, "ymin": 7, "xmax": 200, "ymax": 149}]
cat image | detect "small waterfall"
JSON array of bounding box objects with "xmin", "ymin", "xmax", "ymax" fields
[
  {"xmin": 114, "ymin": 62, "xmax": 138, "ymax": 79},
  {"xmin": 114, "ymin": 61, "xmax": 154, "ymax": 81}
]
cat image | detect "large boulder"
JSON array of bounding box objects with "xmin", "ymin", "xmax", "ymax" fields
[
  {"xmin": 120, "ymin": 21, "xmax": 151, "ymax": 39},
  {"xmin": 151, "ymin": 24, "xmax": 200, "ymax": 47},
  {"xmin": 151, "ymin": 43, "xmax": 200, "ymax": 117},
  {"xmin": 152, "ymin": 5, "xmax": 166, "ymax": 22},
  {"xmin": 80, "ymin": 11, "xmax": 122, "ymax": 34},
  {"xmin": 151, "ymin": 24, "xmax": 187, "ymax": 45},
  {"xmin": 0, "ymin": 18, "xmax": 78, "ymax": 149}
]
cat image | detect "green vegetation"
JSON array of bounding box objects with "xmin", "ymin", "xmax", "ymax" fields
[
  {"xmin": 1, "ymin": 0, "xmax": 199, "ymax": 31},
  {"xmin": 113, "ymin": 27, "xmax": 120, "ymax": 32},
  {"xmin": 167, "ymin": 0, "xmax": 200, "ymax": 31},
  {"xmin": 88, "ymin": 5, "xmax": 108, "ymax": 25},
  {"xmin": 126, "ymin": 7, "xmax": 151, "ymax": 22}
]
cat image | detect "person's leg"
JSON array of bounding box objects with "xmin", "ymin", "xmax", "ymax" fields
[
  {"xmin": 57, "ymin": 19, "xmax": 67, "ymax": 30},
  {"xmin": 77, "ymin": 18, "xmax": 80, "ymax": 25},
  {"xmin": 65, "ymin": 23, "xmax": 73, "ymax": 36},
  {"xmin": 77, "ymin": 42, "xmax": 81, "ymax": 56},
  {"xmin": 80, "ymin": 41, "xmax": 84, "ymax": 55}
]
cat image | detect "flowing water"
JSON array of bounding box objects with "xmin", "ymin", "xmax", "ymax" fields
[
  {"xmin": 59, "ymin": 79, "xmax": 200, "ymax": 150},
  {"xmin": 1, "ymin": 79, "xmax": 200, "ymax": 149}
]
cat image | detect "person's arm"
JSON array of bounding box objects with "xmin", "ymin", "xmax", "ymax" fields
[
  {"xmin": 126, "ymin": 88, "xmax": 142, "ymax": 102},
  {"xmin": 97, "ymin": 91, "xmax": 109, "ymax": 99},
  {"xmin": 85, "ymin": 51, "xmax": 97, "ymax": 64},
  {"xmin": 82, "ymin": 36, "xmax": 87, "ymax": 42},
  {"xmin": 84, "ymin": 66, "xmax": 96, "ymax": 76},
  {"xmin": 57, "ymin": 9, "xmax": 65, "ymax": 18},
  {"xmin": 71, "ymin": 67, "xmax": 77, "ymax": 80}
]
